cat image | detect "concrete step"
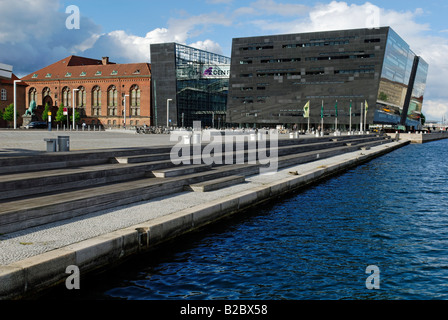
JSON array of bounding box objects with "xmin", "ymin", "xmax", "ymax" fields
[
  {"xmin": 186, "ymin": 175, "xmax": 246, "ymax": 192},
  {"xmin": 0, "ymin": 140, "xmax": 388, "ymax": 234},
  {"xmin": 0, "ymin": 135, "xmax": 393, "ymax": 234},
  {"xmin": 114, "ymin": 153, "xmax": 172, "ymax": 164},
  {"xmin": 0, "ymin": 135, "xmax": 389, "ymax": 201},
  {"xmin": 151, "ymin": 164, "xmax": 213, "ymax": 178},
  {"xmin": 0, "ymin": 165, "xmax": 259, "ymax": 234},
  {"xmin": 0, "ymin": 146, "xmax": 175, "ymax": 175},
  {"xmin": 0, "ymin": 160, "xmax": 177, "ymax": 201}
]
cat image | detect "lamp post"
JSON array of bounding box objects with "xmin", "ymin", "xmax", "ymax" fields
[
  {"xmin": 72, "ymin": 89, "xmax": 79, "ymax": 130},
  {"xmin": 124, "ymin": 94, "xmax": 129, "ymax": 129},
  {"xmin": 167, "ymin": 98, "xmax": 173, "ymax": 128},
  {"xmin": 13, "ymin": 80, "xmax": 22, "ymax": 129}
]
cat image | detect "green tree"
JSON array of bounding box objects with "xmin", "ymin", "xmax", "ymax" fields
[
  {"xmin": 56, "ymin": 103, "xmax": 67, "ymax": 124},
  {"xmin": 2, "ymin": 104, "xmax": 19, "ymax": 123},
  {"xmin": 42, "ymin": 103, "xmax": 50, "ymax": 123},
  {"xmin": 421, "ymin": 113, "xmax": 426, "ymax": 126},
  {"xmin": 70, "ymin": 109, "xmax": 81, "ymax": 124},
  {"xmin": 378, "ymin": 92, "xmax": 388, "ymax": 102}
]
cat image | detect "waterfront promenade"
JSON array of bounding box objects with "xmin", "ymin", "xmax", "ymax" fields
[{"xmin": 0, "ymin": 129, "xmax": 409, "ymax": 299}]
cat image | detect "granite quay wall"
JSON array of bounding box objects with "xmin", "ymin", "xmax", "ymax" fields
[{"xmin": 387, "ymin": 131, "xmax": 448, "ymax": 143}]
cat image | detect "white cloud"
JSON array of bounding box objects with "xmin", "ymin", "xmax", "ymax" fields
[
  {"xmin": 0, "ymin": 0, "xmax": 101, "ymax": 76},
  {"xmin": 82, "ymin": 11, "xmax": 232, "ymax": 63},
  {"xmin": 234, "ymin": 0, "xmax": 308, "ymax": 17},
  {"xmin": 189, "ymin": 40, "xmax": 224, "ymax": 55},
  {"xmin": 422, "ymin": 100, "xmax": 448, "ymax": 121}
]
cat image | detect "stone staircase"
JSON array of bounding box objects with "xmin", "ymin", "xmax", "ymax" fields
[{"xmin": 0, "ymin": 134, "xmax": 392, "ymax": 234}]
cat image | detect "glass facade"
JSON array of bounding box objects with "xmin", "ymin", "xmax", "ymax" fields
[
  {"xmin": 408, "ymin": 58, "xmax": 429, "ymax": 122},
  {"xmin": 174, "ymin": 44, "xmax": 230, "ymax": 128},
  {"xmin": 375, "ymin": 29, "xmax": 428, "ymax": 127}
]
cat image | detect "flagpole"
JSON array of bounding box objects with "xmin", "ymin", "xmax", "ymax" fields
[
  {"xmin": 335, "ymin": 100, "xmax": 338, "ymax": 133},
  {"xmin": 364, "ymin": 101, "xmax": 368, "ymax": 133},
  {"xmin": 349, "ymin": 100, "xmax": 352, "ymax": 133},
  {"xmin": 307, "ymin": 101, "xmax": 310, "ymax": 133},
  {"xmin": 321, "ymin": 100, "xmax": 324, "ymax": 136},
  {"xmin": 308, "ymin": 116, "xmax": 310, "ymax": 134},
  {"xmin": 360, "ymin": 102, "xmax": 364, "ymax": 133}
]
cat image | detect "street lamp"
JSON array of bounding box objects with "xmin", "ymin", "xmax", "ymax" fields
[
  {"xmin": 124, "ymin": 94, "xmax": 129, "ymax": 129},
  {"xmin": 167, "ymin": 98, "xmax": 173, "ymax": 128},
  {"xmin": 72, "ymin": 89, "xmax": 79, "ymax": 130},
  {"xmin": 13, "ymin": 80, "xmax": 22, "ymax": 129}
]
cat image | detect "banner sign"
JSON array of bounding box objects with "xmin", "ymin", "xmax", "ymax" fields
[{"xmin": 177, "ymin": 65, "xmax": 230, "ymax": 79}]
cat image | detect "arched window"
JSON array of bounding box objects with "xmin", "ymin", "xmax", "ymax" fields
[
  {"xmin": 108, "ymin": 85, "xmax": 117, "ymax": 107},
  {"xmin": 92, "ymin": 86, "xmax": 101, "ymax": 107},
  {"xmin": 29, "ymin": 88, "xmax": 37, "ymax": 103},
  {"xmin": 1, "ymin": 88, "xmax": 7, "ymax": 101},
  {"xmin": 42, "ymin": 87, "xmax": 51, "ymax": 98},
  {"xmin": 92, "ymin": 86, "xmax": 102, "ymax": 116},
  {"xmin": 77, "ymin": 86, "xmax": 86, "ymax": 107},
  {"xmin": 62, "ymin": 87, "xmax": 71, "ymax": 107},
  {"xmin": 130, "ymin": 84, "xmax": 141, "ymax": 116},
  {"xmin": 130, "ymin": 85, "xmax": 140, "ymax": 107}
]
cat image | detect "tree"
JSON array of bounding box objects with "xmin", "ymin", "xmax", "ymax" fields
[
  {"xmin": 42, "ymin": 103, "xmax": 50, "ymax": 123},
  {"xmin": 70, "ymin": 109, "xmax": 81, "ymax": 124},
  {"xmin": 56, "ymin": 103, "xmax": 67, "ymax": 124},
  {"xmin": 421, "ymin": 113, "xmax": 426, "ymax": 126},
  {"xmin": 378, "ymin": 92, "xmax": 388, "ymax": 102},
  {"xmin": 2, "ymin": 104, "xmax": 19, "ymax": 123}
]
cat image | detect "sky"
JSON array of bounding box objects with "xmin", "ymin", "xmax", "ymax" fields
[{"xmin": 0, "ymin": 0, "xmax": 447, "ymax": 120}]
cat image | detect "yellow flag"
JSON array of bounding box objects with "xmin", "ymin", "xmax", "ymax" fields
[
  {"xmin": 303, "ymin": 101, "xmax": 310, "ymax": 118},
  {"xmin": 365, "ymin": 100, "xmax": 369, "ymax": 112}
]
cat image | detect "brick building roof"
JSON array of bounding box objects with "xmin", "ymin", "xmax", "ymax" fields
[
  {"xmin": 0, "ymin": 74, "xmax": 28, "ymax": 86},
  {"xmin": 21, "ymin": 55, "xmax": 151, "ymax": 82}
]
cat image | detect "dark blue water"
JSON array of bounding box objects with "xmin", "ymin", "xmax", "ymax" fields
[{"xmin": 45, "ymin": 139, "xmax": 448, "ymax": 300}]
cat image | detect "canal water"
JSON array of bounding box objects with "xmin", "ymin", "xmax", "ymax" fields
[{"xmin": 43, "ymin": 139, "xmax": 448, "ymax": 300}]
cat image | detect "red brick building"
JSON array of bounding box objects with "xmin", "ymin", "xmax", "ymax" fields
[
  {"xmin": 21, "ymin": 56, "xmax": 152, "ymax": 128},
  {"xmin": 0, "ymin": 74, "xmax": 27, "ymax": 128}
]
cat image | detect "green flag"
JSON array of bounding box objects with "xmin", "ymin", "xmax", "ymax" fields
[
  {"xmin": 321, "ymin": 101, "xmax": 324, "ymax": 119},
  {"xmin": 335, "ymin": 101, "xmax": 338, "ymax": 118},
  {"xmin": 303, "ymin": 101, "xmax": 310, "ymax": 118}
]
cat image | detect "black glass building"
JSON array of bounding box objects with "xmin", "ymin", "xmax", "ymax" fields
[
  {"xmin": 227, "ymin": 27, "xmax": 428, "ymax": 131},
  {"xmin": 150, "ymin": 43, "xmax": 230, "ymax": 128}
]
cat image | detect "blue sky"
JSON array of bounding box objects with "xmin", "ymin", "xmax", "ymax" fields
[{"xmin": 1, "ymin": 0, "xmax": 447, "ymax": 120}]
